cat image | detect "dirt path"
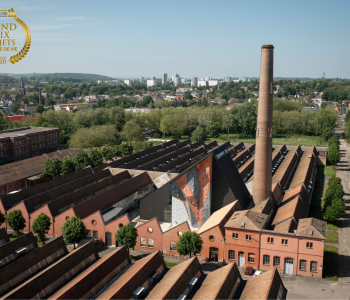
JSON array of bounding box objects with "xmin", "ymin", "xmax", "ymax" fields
[{"xmin": 335, "ymin": 137, "xmax": 350, "ymax": 283}]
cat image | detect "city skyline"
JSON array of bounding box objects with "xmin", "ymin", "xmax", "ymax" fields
[{"xmin": 2, "ymin": 0, "xmax": 350, "ymax": 78}]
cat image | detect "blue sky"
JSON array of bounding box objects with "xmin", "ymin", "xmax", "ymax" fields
[{"xmin": 1, "ymin": 0, "xmax": 350, "ymax": 78}]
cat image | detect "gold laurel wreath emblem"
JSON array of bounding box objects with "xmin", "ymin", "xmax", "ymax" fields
[{"xmin": 9, "ymin": 18, "xmax": 31, "ymax": 64}]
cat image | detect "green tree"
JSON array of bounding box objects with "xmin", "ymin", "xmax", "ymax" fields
[
  {"xmin": 115, "ymin": 223, "xmax": 138, "ymax": 253},
  {"xmin": 73, "ymin": 150, "xmax": 92, "ymax": 171},
  {"xmin": 69, "ymin": 125, "xmax": 120, "ymax": 149},
  {"xmin": 191, "ymin": 126, "xmax": 205, "ymax": 142},
  {"xmin": 61, "ymin": 216, "xmax": 87, "ymax": 249},
  {"xmin": 88, "ymin": 148, "xmax": 103, "ymax": 167},
  {"xmin": 176, "ymin": 231, "xmax": 203, "ymax": 258},
  {"xmin": 120, "ymin": 120, "xmax": 144, "ymax": 145},
  {"xmin": 208, "ymin": 122, "xmax": 222, "ymax": 138},
  {"xmin": 61, "ymin": 157, "xmax": 76, "ymax": 175},
  {"xmin": 100, "ymin": 146, "xmax": 114, "ymax": 162},
  {"xmin": 112, "ymin": 145, "xmax": 122, "ymax": 158},
  {"xmin": 6, "ymin": 210, "xmax": 26, "ymax": 237},
  {"xmin": 0, "ymin": 210, "xmax": 5, "ymax": 227},
  {"xmin": 32, "ymin": 213, "xmax": 51, "ymax": 243},
  {"xmin": 119, "ymin": 144, "xmax": 133, "ymax": 157},
  {"xmin": 35, "ymin": 104, "xmax": 45, "ymax": 114},
  {"xmin": 328, "ymin": 144, "xmax": 340, "ymax": 169},
  {"xmin": 40, "ymin": 157, "xmax": 62, "ymax": 180},
  {"xmin": 324, "ymin": 198, "xmax": 346, "ymax": 223},
  {"xmin": 184, "ymin": 91, "xmax": 193, "ymax": 100}
]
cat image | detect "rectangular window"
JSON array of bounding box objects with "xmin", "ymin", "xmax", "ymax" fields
[
  {"xmin": 299, "ymin": 260, "xmax": 307, "ymax": 271},
  {"xmin": 273, "ymin": 256, "xmax": 280, "ymax": 267},
  {"xmin": 0, "ymin": 142, "xmax": 3, "ymax": 148},
  {"xmin": 86, "ymin": 230, "xmax": 91, "ymax": 237},
  {"xmin": 19, "ymin": 139, "xmax": 22, "ymax": 145},
  {"xmin": 228, "ymin": 250, "xmax": 235, "ymax": 260},
  {"xmin": 232, "ymin": 233, "xmax": 238, "ymax": 239},
  {"xmin": 263, "ymin": 255, "xmax": 270, "ymax": 265},
  {"xmin": 248, "ymin": 253, "xmax": 255, "ymax": 263},
  {"xmin": 282, "ymin": 239, "xmax": 288, "ymax": 245},
  {"xmin": 170, "ymin": 241, "xmax": 176, "ymax": 251},
  {"xmin": 306, "ymin": 242, "xmax": 313, "ymax": 249},
  {"xmin": 148, "ymin": 238, "xmax": 154, "ymax": 248},
  {"xmin": 93, "ymin": 231, "xmax": 98, "ymax": 239},
  {"xmin": 310, "ymin": 261, "xmax": 317, "ymax": 273},
  {"xmin": 268, "ymin": 237, "xmax": 274, "ymax": 243},
  {"xmin": 246, "ymin": 235, "xmax": 252, "ymax": 241},
  {"xmin": 141, "ymin": 237, "xmax": 146, "ymax": 247}
]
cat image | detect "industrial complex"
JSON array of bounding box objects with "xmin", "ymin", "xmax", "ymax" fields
[{"xmin": 0, "ymin": 45, "xmax": 330, "ymax": 299}]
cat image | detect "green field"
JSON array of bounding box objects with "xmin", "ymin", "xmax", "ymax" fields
[
  {"xmin": 323, "ymin": 245, "xmax": 338, "ymax": 281},
  {"xmin": 165, "ymin": 262, "xmax": 178, "ymax": 267},
  {"xmin": 317, "ymin": 165, "xmax": 337, "ymax": 177}
]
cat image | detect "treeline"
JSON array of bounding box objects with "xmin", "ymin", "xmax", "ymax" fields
[{"xmin": 40, "ymin": 145, "xmax": 133, "ymax": 180}]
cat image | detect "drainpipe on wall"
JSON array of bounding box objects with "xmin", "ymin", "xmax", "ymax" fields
[
  {"xmin": 52, "ymin": 217, "xmax": 55, "ymax": 236},
  {"xmin": 28, "ymin": 214, "xmax": 30, "ymax": 232},
  {"xmin": 258, "ymin": 231, "xmax": 261, "ymax": 270},
  {"xmin": 223, "ymin": 237, "xmax": 226, "ymax": 263},
  {"xmin": 296, "ymin": 237, "xmax": 299, "ymax": 276}
]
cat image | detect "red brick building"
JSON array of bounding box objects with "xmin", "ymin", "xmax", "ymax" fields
[{"xmin": 0, "ymin": 127, "xmax": 61, "ymax": 164}]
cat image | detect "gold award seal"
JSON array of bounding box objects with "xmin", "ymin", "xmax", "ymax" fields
[{"xmin": 0, "ymin": 8, "xmax": 31, "ymax": 64}]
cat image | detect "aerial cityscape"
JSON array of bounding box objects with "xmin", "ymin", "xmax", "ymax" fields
[{"xmin": 0, "ymin": 1, "xmax": 349, "ymax": 300}]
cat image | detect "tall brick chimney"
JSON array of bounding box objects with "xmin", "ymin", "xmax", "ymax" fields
[
  {"xmin": 252, "ymin": 45, "xmax": 274, "ymax": 204},
  {"xmin": 39, "ymin": 90, "xmax": 42, "ymax": 105}
]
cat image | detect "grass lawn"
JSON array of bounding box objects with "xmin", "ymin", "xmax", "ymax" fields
[
  {"xmin": 310, "ymin": 190, "xmax": 323, "ymax": 209},
  {"xmin": 317, "ymin": 165, "xmax": 336, "ymax": 177},
  {"xmin": 323, "ymin": 245, "xmax": 338, "ymax": 281},
  {"xmin": 165, "ymin": 262, "xmax": 178, "ymax": 268}
]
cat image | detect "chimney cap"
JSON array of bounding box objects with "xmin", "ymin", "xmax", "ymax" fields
[{"xmin": 262, "ymin": 44, "xmax": 274, "ymax": 49}]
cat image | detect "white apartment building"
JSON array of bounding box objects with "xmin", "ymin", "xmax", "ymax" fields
[
  {"xmin": 147, "ymin": 79, "xmax": 156, "ymax": 87},
  {"xmin": 124, "ymin": 79, "xmax": 132, "ymax": 86},
  {"xmin": 140, "ymin": 77, "xmax": 144, "ymax": 82},
  {"xmin": 208, "ymin": 80, "xmax": 220, "ymax": 87},
  {"xmin": 174, "ymin": 77, "xmax": 181, "ymax": 86},
  {"xmin": 191, "ymin": 77, "xmax": 198, "ymax": 87},
  {"xmin": 198, "ymin": 80, "xmax": 208, "ymax": 87}
]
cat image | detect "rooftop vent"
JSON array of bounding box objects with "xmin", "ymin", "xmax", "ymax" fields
[
  {"xmin": 188, "ymin": 277, "xmax": 198, "ymax": 291},
  {"xmin": 309, "ymin": 230, "xmax": 313, "ymax": 236},
  {"xmin": 132, "ymin": 287, "xmax": 145, "ymax": 299}
]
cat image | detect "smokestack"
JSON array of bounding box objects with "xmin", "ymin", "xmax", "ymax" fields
[
  {"xmin": 39, "ymin": 90, "xmax": 42, "ymax": 105},
  {"xmin": 252, "ymin": 45, "xmax": 274, "ymax": 204}
]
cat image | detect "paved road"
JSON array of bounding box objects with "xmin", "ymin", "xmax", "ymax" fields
[{"xmin": 335, "ymin": 127, "xmax": 350, "ymax": 284}]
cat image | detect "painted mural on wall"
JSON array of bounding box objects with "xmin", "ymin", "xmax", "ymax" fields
[{"xmin": 171, "ymin": 156, "xmax": 212, "ymax": 228}]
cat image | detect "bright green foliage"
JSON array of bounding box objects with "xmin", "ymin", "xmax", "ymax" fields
[
  {"xmin": 0, "ymin": 210, "xmax": 5, "ymax": 226},
  {"xmin": 115, "ymin": 223, "xmax": 138, "ymax": 252},
  {"xmin": 176, "ymin": 231, "xmax": 203, "ymax": 258},
  {"xmin": 119, "ymin": 144, "xmax": 133, "ymax": 157},
  {"xmin": 324, "ymin": 198, "xmax": 346, "ymax": 223},
  {"xmin": 191, "ymin": 126, "xmax": 205, "ymax": 142},
  {"xmin": 120, "ymin": 120, "xmax": 144, "ymax": 145},
  {"xmin": 88, "ymin": 148, "xmax": 103, "ymax": 168},
  {"xmin": 61, "ymin": 157, "xmax": 76, "ymax": 175},
  {"xmin": 61, "ymin": 216, "xmax": 87, "ymax": 249},
  {"xmin": 322, "ymin": 175, "xmax": 346, "ymax": 223},
  {"xmin": 100, "ymin": 146, "xmax": 114, "ymax": 162},
  {"xmin": 40, "ymin": 157, "xmax": 62, "ymax": 180},
  {"xmin": 328, "ymin": 136, "xmax": 340, "ymax": 148},
  {"xmin": 6, "ymin": 210, "xmax": 26, "ymax": 237},
  {"xmin": 73, "ymin": 150, "xmax": 92, "ymax": 171},
  {"xmin": 112, "ymin": 145, "xmax": 122, "ymax": 158},
  {"xmin": 32, "ymin": 213, "xmax": 51, "ymax": 243},
  {"xmin": 327, "ymin": 144, "xmax": 340, "ymax": 169}
]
